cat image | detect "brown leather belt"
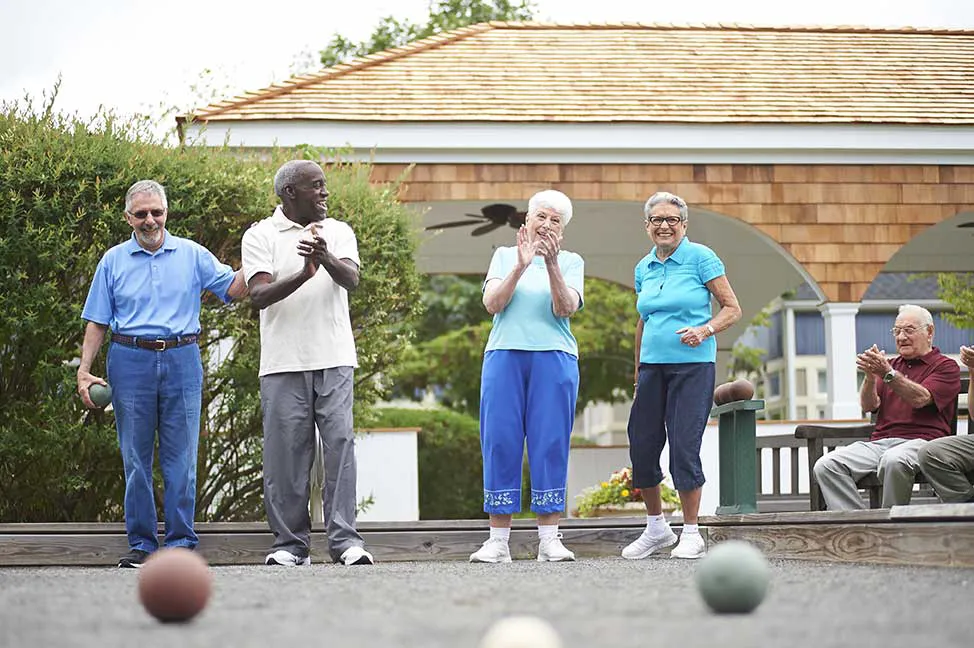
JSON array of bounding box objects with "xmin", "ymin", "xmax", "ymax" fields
[{"xmin": 111, "ymin": 334, "xmax": 199, "ymax": 351}]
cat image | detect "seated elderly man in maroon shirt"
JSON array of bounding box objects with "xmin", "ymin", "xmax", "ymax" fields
[{"xmin": 813, "ymin": 304, "xmax": 961, "ymax": 510}]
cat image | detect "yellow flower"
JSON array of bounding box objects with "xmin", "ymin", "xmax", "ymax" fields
[
  {"xmin": 601, "ymin": 482, "xmax": 609, "ymax": 488},
  {"xmin": 621, "ymin": 489, "xmax": 630, "ymax": 497}
]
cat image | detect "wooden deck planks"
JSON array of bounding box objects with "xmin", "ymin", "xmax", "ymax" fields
[{"xmin": 4, "ymin": 509, "xmax": 974, "ymax": 567}]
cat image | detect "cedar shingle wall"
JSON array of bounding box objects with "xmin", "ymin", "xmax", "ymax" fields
[{"xmin": 369, "ymin": 163, "xmax": 974, "ymax": 302}]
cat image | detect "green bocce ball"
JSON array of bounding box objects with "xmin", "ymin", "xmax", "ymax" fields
[
  {"xmin": 89, "ymin": 383, "xmax": 113, "ymax": 408},
  {"xmin": 695, "ymin": 540, "xmax": 771, "ymax": 614}
]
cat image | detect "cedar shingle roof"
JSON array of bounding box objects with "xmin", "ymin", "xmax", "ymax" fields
[{"xmin": 187, "ymin": 22, "xmax": 974, "ymax": 125}]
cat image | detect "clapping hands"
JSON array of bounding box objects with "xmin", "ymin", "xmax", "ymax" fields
[{"xmin": 856, "ymin": 344, "xmax": 892, "ymax": 377}]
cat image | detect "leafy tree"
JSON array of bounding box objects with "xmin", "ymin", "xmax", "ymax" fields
[
  {"xmin": 320, "ymin": 0, "xmax": 536, "ymax": 67},
  {"xmin": 727, "ymin": 305, "xmax": 771, "ymax": 382},
  {"xmin": 0, "ymin": 97, "xmax": 422, "ymax": 522},
  {"xmin": 937, "ymin": 273, "xmax": 974, "ymax": 329}
]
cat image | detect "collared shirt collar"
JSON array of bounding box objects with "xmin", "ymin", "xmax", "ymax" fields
[
  {"xmin": 125, "ymin": 230, "xmax": 176, "ymax": 255},
  {"xmin": 272, "ymin": 205, "xmax": 306, "ymax": 231},
  {"xmin": 648, "ymin": 236, "xmax": 690, "ymax": 266},
  {"xmin": 903, "ymin": 346, "xmax": 941, "ymax": 365}
]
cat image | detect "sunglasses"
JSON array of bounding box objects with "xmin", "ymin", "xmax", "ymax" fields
[{"xmin": 127, "ymin": 208, "xmax": 166, "ymax": 220}]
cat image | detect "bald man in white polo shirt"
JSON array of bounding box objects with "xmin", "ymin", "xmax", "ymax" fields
[{"xmin": 242, "ymin": 160, "xmax": 373, "ymax": 567}]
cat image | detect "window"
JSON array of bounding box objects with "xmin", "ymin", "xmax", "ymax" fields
[
  {"xmin": 796, "ymin": 369, "xmax": 807, "ymax": 397},
  {"xmin": 768, "ymin": 372, "xmax": 781, "ymax": 398},
  {"xmin": 817, "ymin": 406, "xmax": 827, "ymax": 419},
  {"xmin": 797, "ymin": 405, "xmax": 808, "ymax": 419},
  {"xmin": 817, "ymin": 369, "xmax": 828, "ymax": 394}
]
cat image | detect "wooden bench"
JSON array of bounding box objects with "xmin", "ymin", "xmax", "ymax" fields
[
  {"xmin": 755, "ymin": 434, "xmax": 809, "ymax": 512},
  {"xmin": 795, "ymin": 377, "xmax": 968, "ymax": 511}
]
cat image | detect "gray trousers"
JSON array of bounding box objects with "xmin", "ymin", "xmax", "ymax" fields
[
  {"xmin": 813, "ymin": 438, "xmax": 927, "ymax": 510},
  {"xmin": 261, "ymin": 367, "xmax": 364, "ymax": 561},
  {"xmin": 917, "ymin": 435, "xmax": 974, "ymax": 503}
]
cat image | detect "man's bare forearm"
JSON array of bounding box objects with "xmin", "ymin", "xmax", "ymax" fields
[
  {"xmin": 249, "ymin": 271, "xmax": 310, "ymax": 310},
  {"xmin": 860, "ymin": 374, "xmax": 880, "ymax": 413},
  {"xmin": 322, "ymin": 256, "xmax": 359, "ymax": 292},
  {"xmin": 79, "ymin": 322, "xmax": 108, "ymax": 374},
  {"xmin": 886, "ymin": 374, "xmax": 933, "ymax": 408}
]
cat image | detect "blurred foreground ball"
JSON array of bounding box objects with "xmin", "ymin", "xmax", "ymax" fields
[
  {"xmin": 479, "ymin": 616, "xmax": 562, "ymax": 648},
  {"xmin": 138, "ymin": 547, "xmax": 212, "ymax": 623},
  {"xmin": 695, "ymin": 540, "xmax": 770, "ymax": 614},
  {"xmin": 89, "ymin": 383, "xmax": 112, "ymax": 408}
]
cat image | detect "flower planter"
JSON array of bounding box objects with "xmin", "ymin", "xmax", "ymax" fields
[{"xmin": 576, "ymin": 502, "xmax": 680, "ymax": 518}]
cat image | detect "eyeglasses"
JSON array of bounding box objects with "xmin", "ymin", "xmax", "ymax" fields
[
  {"xmin": 646, "ymin": 216, "xmax": 685, "ymax": 227},
  {"xmin": 127, "ymin": 208, "xmax": 166, "ymax": 220},
  {"xmin": 891, "ymin": 326, "xmax": 922, "ymax": 336}
]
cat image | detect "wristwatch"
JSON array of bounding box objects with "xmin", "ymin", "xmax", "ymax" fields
[
  {"xmin": 883, "ymin": 369, "xmax": 897, "ymax": 384},
  {"xmin": 705, "ymin": 324, "xmax": 715, "ymax": 337}
]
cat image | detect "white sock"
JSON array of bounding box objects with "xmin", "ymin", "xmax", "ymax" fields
[
  {"xmin": 682, "ymin": 523, "xmax": 700, "ymax": 535},
  {"xmin": 538, "ymin": 525, "xmax": 558, "ymax": 540},
  {"xmin": 489, "ymin": 527, "xmax": 511, "ymax": 542},
  {"xmin": 646, "ymin": 514, "xmax": 669, "ymax": 536}
]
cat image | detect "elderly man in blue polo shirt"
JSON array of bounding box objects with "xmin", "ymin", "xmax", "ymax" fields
[{"xmin": 77, "ymin": 179, "xmax": 247, "ymax": 568}]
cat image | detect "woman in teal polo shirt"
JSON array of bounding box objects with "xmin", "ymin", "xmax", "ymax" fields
[
  {"xmin": 469, "ymin": 189, "xmax": 584, "ymax": 564},
  {"xmin": 622, "ymin": 191, "xmax": 742, "ymax": 561}
]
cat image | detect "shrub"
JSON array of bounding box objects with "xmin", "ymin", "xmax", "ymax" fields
[
  {"xmin": 0, "ymin": 99, "xmax": 422, "ymax": 522},
  {"xmin": 372, "ymin": 407, "xmax": 485, "ymax": 519}
]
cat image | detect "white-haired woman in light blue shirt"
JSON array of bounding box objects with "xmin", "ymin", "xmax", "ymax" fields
[{"xmin": 470, "ymin": 189, "xmax": 585, "ymax": 564}]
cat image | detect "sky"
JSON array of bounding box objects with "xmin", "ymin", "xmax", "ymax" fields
[{"xmin": 2, "ymin": 0, "xmax": 973, "ymax": 139}]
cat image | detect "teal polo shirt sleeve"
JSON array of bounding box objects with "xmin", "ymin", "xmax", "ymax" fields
[
  {"xmin": 635, "ymin": 238, "xmax": 725, "ymax": 365},
  {"xmin": 483, "ymin": 246, "xmax": 582, "ymax": 356}
]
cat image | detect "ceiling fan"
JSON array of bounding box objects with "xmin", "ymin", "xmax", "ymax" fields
[{"xmin": 426, "ymin": 203, "xmax": 527, "ymax": 237}]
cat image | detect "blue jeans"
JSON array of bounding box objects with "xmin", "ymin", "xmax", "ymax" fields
[
  {"xmin": 479, "ymin": 350, "xmax": 579, "ymax": 514},
  {"xmin": 107, "ymin": 342, "xmax": 203, "ymax": 552}
]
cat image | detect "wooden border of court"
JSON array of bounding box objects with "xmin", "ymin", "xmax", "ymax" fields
[{"xmin": 3, "ymin": 505, "xmax": 974, "ymax": 568}]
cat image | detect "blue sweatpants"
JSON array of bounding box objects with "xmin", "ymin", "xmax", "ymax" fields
[
  {"xmin": 479, "ymin": 350, "xmax": 579, "ymax": 514},
  {"xmin": 627, "ymin": 362, "xmax": 715, "ymax": 492}
]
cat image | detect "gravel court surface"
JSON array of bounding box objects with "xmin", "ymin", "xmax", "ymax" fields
[{"xmin": 1, "ymin": 556, "xmax": 971, "ymax": 648}]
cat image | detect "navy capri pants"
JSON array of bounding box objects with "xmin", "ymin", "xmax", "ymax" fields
[{"xmin": 627, "ymin": 362, "xmax": 715, "ymax": 492}]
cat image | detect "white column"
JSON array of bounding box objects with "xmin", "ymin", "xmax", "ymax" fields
[
  {"xmin": 818, "ymin": 302, "xmax": 863, "ymax": 420},
  {"xmin": 785, "ymin": 306, "xmax": 798, "ymax": 420}
]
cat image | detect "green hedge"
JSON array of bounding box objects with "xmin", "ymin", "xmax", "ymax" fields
[
  {"xmin": 0, "ymin": 101, "xmax": 422, "ymax": 522},
  {"xmin": 373, "ymin": 407, "xmax": 486, "ymax": 520}
]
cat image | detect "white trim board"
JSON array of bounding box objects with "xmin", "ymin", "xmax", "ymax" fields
[{"xmin": 183, "ymin": 121, "xmax": 974, "ymax": 164}]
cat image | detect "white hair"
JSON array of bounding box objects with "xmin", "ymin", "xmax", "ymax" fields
[
  {"xmin": 528, "ymin": 189, "xmax": 573, "ymax": 226},
  {"xmin": 644, "ymin": 191, "xmax": 688, "ymax": 221},
  {"xmin": 125, "ymin": 180, "xmax": 167, "ymax": 212},
  {"xmin": 897, "ymin": 304, "xmax": 934, "ymax": 328},
  {"xmin": 273, "ymin": 160, "xmax": 318, "ymax": 198}
]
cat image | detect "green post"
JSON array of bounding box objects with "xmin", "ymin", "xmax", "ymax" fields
[{"xmin": 712, "ymin": 399, "xmax": 765, "ymax": 515}]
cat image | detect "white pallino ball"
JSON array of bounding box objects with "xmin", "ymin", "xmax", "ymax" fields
[{"xmin": 479, "ymin": 616, "xmax": 563, "ymax": 648}]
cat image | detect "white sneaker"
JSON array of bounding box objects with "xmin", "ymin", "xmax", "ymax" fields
[
  {"xmin": 621, "ymin": 527, "xmax": 678, "ymax": 560},
  {"xmin": 264, "ymin": 549, "xmax": 311, "ymax": 566},
  {"xmin": 537, "ymin": 533, "xmax": 575, "ymax": 562},
  {"xmin": 670, "ymin": 531, "xmax": 707, "ymax": 559},
  {"xmin": 469, "ymin": 537, "xmax": 512, "ymax": 563},
  {"xmin": 339, "ymin": 546, "xmax": 375, "ymax": 565}
]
